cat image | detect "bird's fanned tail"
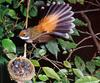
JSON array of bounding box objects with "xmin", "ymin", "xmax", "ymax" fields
[{"xmin": 36, "ymin": 3, "xmax": 75, "ymax": 38}]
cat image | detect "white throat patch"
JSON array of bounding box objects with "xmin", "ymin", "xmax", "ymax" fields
[{"xmin": 20, "ymin": 36, "xmax": 30, "ymax": 40}]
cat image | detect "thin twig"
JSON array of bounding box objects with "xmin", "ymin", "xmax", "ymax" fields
[
  {"xmin": 75, "ymin": 8, "xmax": 100, "ymax": 14},
  {"xmin": 81, "ymin": 12, "xmax": 100, "ymax": 53},
  {"xmin": 96, "ymin": 0, "xmax": 100, "ymax": 6},
  {"xmin": 77, "ymin": 33, "xmax": 100, "ymax": 46},
  {"xmin": 85, "ymin": 1, "xmax": 100, "ymax": 7},
  {"xmin": 51, "ymin": 60, "xmax": 63, "ymax": 67},
  {"xmin": 25, "ymin": 0, "xmax": 30, "ymax": 29},
  {"xmin": 78, "ymin": 30, "xmax": 100, "ymax": 41},
  {"xmin": 78, "ymin": 30, "xmax": 90, "ymax": 35},
  {"xmin": 18, "ymin": 0, "xmax": 23, "ymax": 6},
  {"xmin": 23, "ymin": 0, "xmax": 31, "ymax": 57},
  {"xmin": 66, "ymin": 45, "xmax": 94, "ymax": 60},
  {"xmin": 65, "ymin": 33, "xmax": 100, "ymax": 60},
  {"xmin": 42, "ymin": 56, "xmax": 60, "ymax": 70},
  {"xmin": 36, "ymin": 67, "xmax": 42, "ymax": 78},
  {"xmin": 42, "ymin": 56, "xmax": 68, "ymax": 77}
]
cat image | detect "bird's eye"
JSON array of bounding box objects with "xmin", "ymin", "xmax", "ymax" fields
[{"xmin": 23, "ymin": 33, "xmax": 26, "ymax": 36}]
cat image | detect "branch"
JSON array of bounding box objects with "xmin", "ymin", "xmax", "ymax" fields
[
  {"xmin": 77, "ymin": 33, "xmax": 100, "ymax": 46},
  {"xmin": 65, "ymin": 33, "xmax": 100, "ymax": 60},
  {"xmin": 23, "ymin": 0, "xmax": 31, "ymax": 57},
  {"xmin": 85, "ymin": 1, "xmax": 100, "ymax": 7},
  {"xmin": 66, "ymin": 45, "xmax": 94, "ymax": 60},
  {"xmin": 75, "ymin": 8, "xmax": 100, "ymax": 14},
  {"xmin": 42, "ymin": 56, "xmax": 60, "ymax": 70},
  {"xmin": 81, "ymin": 12, "xmax": 100, "ymax": 53},
  {"xmin": 96, "ymin": 0, "xmax": 100, "ymax": 6}
]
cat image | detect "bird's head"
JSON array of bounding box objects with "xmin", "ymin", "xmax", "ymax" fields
[{"xmin": 19, "ymin": 29, "xmax": 30, "ymax": 40}]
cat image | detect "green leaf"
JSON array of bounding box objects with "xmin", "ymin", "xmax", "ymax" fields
[
  {"xmin": 95, "ymin": 69, "xmax": 100, "ymax": 79},
  {"xmin": 68, "ymin": 0, "xmax": 77, "ymax": 4},
  {"xmin": 46, "ymin": 40, "xmax": 60, "ymax": 58},
  {"xmin": 24, "ymin": 80, "xmax": 33, "ymax": 83},
  {"xmin": 0, "ymin": 27, "xmax": 4, "ymax": 39},
  {"xmin": 74, "ymin": 56, "xmax": 85, "ymax": 71},
  {"xmin": 68, "ymin": 0, "xmax": 84, "ymax": 4},
  {"xmin": 66, "ymin": 41, "xmax": 77, "ymax": 49},
  {"xmin": 57, "ymin": 38, "xmax": 68, "ymax": 50},
  {"xmin": 39, "ymin": 49, "xmax": 46, "ymax": 56},
  {"xmin": 20, "ymin": 5, "xmax": 27, "ymax": 17},
  {"xmin": 58, "ymin": 69, "xmax": 68, "ymax": 78},
  {"xmin": 63, "ymin": 61, "xmax": 71, "ymax": 68},
  {"xmin": 42, "ymin": 67, "xmax": 61, "ymax": 80},
  {"xmin": 62, "ymin": 50, "xmax": 68, "ymax": 54},
  {"xmin": 73, "ymin": 68, "xmax": 84, "ymax": 78},
  {"xmin": 2, "ymin": 38, "xmax": 16, "ymax": 53},
  {"xmin": 7, "ymin": 9, "xmax": 17, "ymax": 19},
  {"xmin": 77, "ymin": 0, "xmax": 84, "ymax": 4},
  {"xmin": 31, "ymin": 60, "xmax": 40, "ymax": 67},
  {"xmin": 6, "ymin": 0, "xmax": 12, "ymax": 4},
  {"xmin": 7, "ymin": 31, "xmax": 14, "ymax": 37},
  {"xmin": 61, "ymin": 77, "xmax": 70, "ymax": 83},
  {"xmin": 95, "ymin": 56, "xmax": 100, "ymax": 60},
  {"xmin": 54, "ymin": 77, "xmax": 70, "ymax": 83},
  {"xmin": 58, "ymin": 39, "xmax": 77, "ymax": 50},
  {"xmin": 35, "ymin": 81, "xmax": 46, "ymax": 83},
  {"xmin": 0, "ymin": 9, "xmax": 3, "ymax": 23},
  {"xmin": 86, "ymin": 61, "xmax": 96, "ymax": 74},
  {"xmin": 33, "ymin": 48, "xmax": 41, "ymax": 58},
  {"xmin": 72, "ymin": 28, "xmax": 80, "ymax": 36},
  {"xmin": 75, "ymin": 76, "xmax": 100, "ymax": 83},
  {"xmin": 38, "ymin": 74, "xmax": 49, "ymax": 81},
  {"xmin": 29, "ymin": 6, "xmax": 38, "ymax": 17},
  {"xmin": 93, "ymin": 57, "xmax": 100, "ymax": 66},
  {"xmin": 55, "ymin": 0, "xmax": 64, "ymax": 3},
  {"xmin": 15, "ymin": 21, "xmax": 24, "ymax": 29},
  {"xmin": 6, "ymin": 53, "xmax": 16, "ymax": 59},
  {"xmin": 12, "ymin": 0, "xmax": 20, "ymax": 8},
  {"xmin": 0, "ymin": 0, "xmax": 5, "ymax": 3},
  {"xmin": 74, "ymin": 18, "xmax": 87, "ymax": 26},
  {"xmin": 34, "ymin": 1, "xmax": 45, "ymax": 6},
  {"xmin": 0, "ymin": 56, "xmax": 8, "ymax": 64}
]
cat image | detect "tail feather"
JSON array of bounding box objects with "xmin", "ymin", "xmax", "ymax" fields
[
  {"xmin": 56, "ymin": 23, "xmax": 75, "ymax": 31},
  {"xmin": 49, "ymin": 4, "xmax": 60, "ymax": 14},
  {"xmin": 57, "ymin": 11, "xmax": 74, "ymax": 23},
  {"xmin": 36, "ymin": 3, "xmax": 75, "ymax": 37},
  {"xmin": 55, "ymin": 6, "xmax": 72, "ymax": 17},
  {"xmin": 52, "ymin": 4, "xmax": 69, "ymax": 15},
  {"xmin": 58, "ymin": 17, "xmax": 75, "ymax": 24}
]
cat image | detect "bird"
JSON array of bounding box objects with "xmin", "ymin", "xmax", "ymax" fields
[{"xmin": 19, "ymin": 2, "xmax": 75, "ymax": 43}]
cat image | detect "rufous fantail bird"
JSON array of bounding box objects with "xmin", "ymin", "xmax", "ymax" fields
[{"xmin": 19, "ymin": 2, "xmax": 75, "ymax": 43}]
